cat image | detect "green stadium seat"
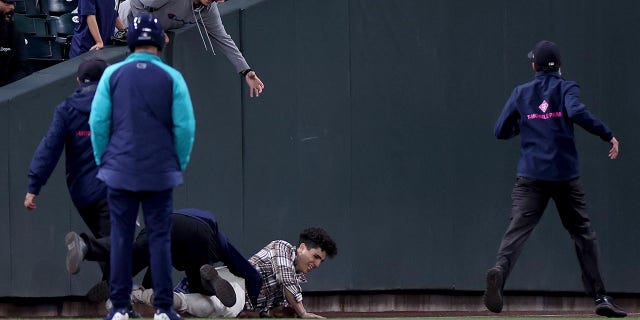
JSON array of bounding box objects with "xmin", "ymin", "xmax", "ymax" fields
[
  {"xmin": 45, "ymin": 0, "xmax": 78, "ymax": 16},
  {"xmin": 13, "ymin": 13, "xmax": 51, "ymax": 37}
]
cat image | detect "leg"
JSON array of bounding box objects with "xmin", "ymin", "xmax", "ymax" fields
[
  {"xmin": 140, "ymin": 189, "xmax": 174, "ymax": 311},
  {"xmin": 484, "ymin": 177, "xmax": 549, "ymax": 313},
  {"xmin": 179, "ymin": 281, "xmax": 246, "ymax": 318},
  {"xmin": 107, "ymin": 188, "xmax": 140, "ymax": 310},
  {"xmin": 131, "ymin": 228, "xmax": 151, "ymax": 281},
  {"xmin": 77, "ymin": 198, "xmax": 111, "ymax": 281},
  {"xmin": 552, "ymin": 178, "xmax": 604, "ymax": 296},
  {"xmin": 495, "ymin": 177, "xmax": 549, "ymax": 280}
]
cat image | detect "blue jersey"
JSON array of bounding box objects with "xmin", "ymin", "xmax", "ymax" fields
[
  {"xmin": 89, "ymin": 52, "xmax": 195, "ymax": 191},
  {"xmin": 495, "ymin": 72, "xmax": 613, "ymax": 181},
  {"xmin": 69, "ymin": 0, "xmax": 118, "ymax": 57}
]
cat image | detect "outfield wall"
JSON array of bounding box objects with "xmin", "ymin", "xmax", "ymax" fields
[{"xmin": 1, "ymin": 0, "xmax": 639, "ymax": 297}]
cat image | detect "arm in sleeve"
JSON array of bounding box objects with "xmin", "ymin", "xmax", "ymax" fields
[
  {"xmin": 170, "ymin": 73, "xmax": 196, "ymax": 171},
  {"xmin": 494, "ymin": 88, "xmax": 521, "ymax": 139},
  {"xmin": 201, "ymin": 4, "xmax": 250, "ymax": 73},
  {"xmin": 89, "ymin": 73, "xmax": 113, "ymax": 166},
  {"xmin": 564, "ymin": 83, "xmax": 613, "ymax": 142},
  {"xmin": 137, "ymin": 0, "xmax": 170, "ymax": 10},
  {"xmin": 271, "ymin": 242, "xmax": 303, "ymax": 303},
  {"xmin": 27, "ymin": 106, "xmax": 67, "ymax": 195}
]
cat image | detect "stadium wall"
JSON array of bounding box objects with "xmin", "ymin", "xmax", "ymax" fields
[{"xmin": 0, "ymin": 0, "xmax": 639, "ymax": 299}]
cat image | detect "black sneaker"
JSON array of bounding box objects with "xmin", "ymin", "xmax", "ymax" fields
[
  {"xmin": 87, "ymin": 280, "xmax": 110, "ymax": 302},
  {"xmin": 595, "ymin": 295, "xmax": 627, "ymax": 318},
  {"xmin": 200, "ymin": 264, "xmax": 236, "ymax": 307},
  {"xmin": 65, "ymin": 231, "xmax": 87, "ymax": 275},
  {"xmin": 483, "ymin": 267, "xmax": 504, "ymax": 313}
]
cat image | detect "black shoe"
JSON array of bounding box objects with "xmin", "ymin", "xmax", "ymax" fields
[
  {"xmin": 483, "ymin": 267, "xmax": 504, "ymax": 313},
  {"xmin": 595, "ymin": 295, "xmax": 627, "ymax": 318},
  {"xmin": 87, "ymin": 280, "xmax": 110, "ymax": 302},
  {"xmin": 65, "ymin": 231, "xmax": 87, "ymax": 275},
  {"xmin": 200, "ymin": 264, "xmax": 236, "ymax": 307}
]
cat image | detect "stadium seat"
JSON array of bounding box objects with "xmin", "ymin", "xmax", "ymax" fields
[
  {"xmin": 14, "ymin": 0, "xmax": 26, "ymax": 14},
  {"xmin": 45, "ymin": 0, "xmax": 78, "ymax": 16},
  {"xmin": 13, "ymin": 13, "xmax": 51, "ymax": 37},
  {"xmin": 23, "ymin": 0, "xmax": 47, "ymax": 18},
  {"xmin": 25, "ymin": 35, "xmax": 63, "ymax": 60},
  {"xmin": 49, "ymin": 12, "xmax": 79, "ymax": 37},
  {"xmin": 48, "ymin": 13, "xmax": 78, "ymax": 60}
]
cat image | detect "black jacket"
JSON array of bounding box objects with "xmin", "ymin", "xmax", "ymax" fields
[{"xmin": 0, "ymin": 15, "xmax": 31, "ymax": 86}]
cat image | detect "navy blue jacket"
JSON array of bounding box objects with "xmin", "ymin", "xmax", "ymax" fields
[
  {"xmin": 174, "ymin": 208, "xmax": 263, "ymax": 306},
  {"xmin": 495, "ymin": 72, "xmax": 613, "ymax": 181},
  {"xmin": 28, "ymin": 83, "xmax": 107, "ymax": 209},
  {"xmin": 90, "ymin": 53, "xmax": 195, "ymax": 191}
]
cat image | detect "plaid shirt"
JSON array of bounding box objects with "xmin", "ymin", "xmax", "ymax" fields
[{"xmin": 245, "ymin": 240, "xmax": 307, "ymax": 312}]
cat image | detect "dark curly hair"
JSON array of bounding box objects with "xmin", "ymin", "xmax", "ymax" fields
[{"xmin": 299, "ymin": 227, "xmax": 337, "ymax": 258}]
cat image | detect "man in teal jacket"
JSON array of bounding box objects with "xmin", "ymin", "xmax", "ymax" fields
[{"xmin": 89, "ymin": 14, "xmax": 195, "ymax": 320}]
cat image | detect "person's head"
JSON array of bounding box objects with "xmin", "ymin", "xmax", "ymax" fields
[
  {"xmin": 0, "ymin": 0, "xmax": 18, "ymax": 22},
  {"xmin": 527, "ymin": 40, "xmax": 561, "ymax": 73},
  {"xmin": 127, "ymin": 14, "xmax": 164, "ymax": 53},
  {"xmin": 294, "ymin": 227, "xmax": 337, "ymax": 274},
  {"xmin": 76, "ymin": 58, "xmax": 108, "ymax": 85}
]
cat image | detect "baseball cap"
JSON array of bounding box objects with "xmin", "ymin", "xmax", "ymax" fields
[
  {"xmin": 527, "ymin": 40, "xmax": 561, "ymax": 70},
  {"xmin": 76, "ymin": 58, "xmax": 108, "ymax": 83}
]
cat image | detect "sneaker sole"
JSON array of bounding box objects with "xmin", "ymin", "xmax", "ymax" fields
[
  {"xmin": 483, "ymin": 268, "xmax": 504, "ymax": 313},
  {"xmin": 200, "ymin": 265, "xmax": 236, "ymax": 307},
  {"xmin": 596, "ymin": 304, "xmax": 627, "ymax": 318},
  {"xmin": 65, "ymin": 232, "xmax": 82, "ymax": 275}
]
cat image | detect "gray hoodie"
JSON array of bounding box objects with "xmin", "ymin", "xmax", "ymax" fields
[{"xmin": 130, "ymin": 0, "xmax": 250, "ymax": 73}]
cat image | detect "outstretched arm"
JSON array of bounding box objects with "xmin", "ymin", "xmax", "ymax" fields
[{"xmin": 284, "ymin": 289, "xmax": 324, "ymax": 318}]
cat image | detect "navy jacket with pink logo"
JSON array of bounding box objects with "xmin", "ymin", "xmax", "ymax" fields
[
  {"xmin": 28, "ymin": 82, "xmax": 107, "ymax": 209},
  {"xmin": 494, "ymin": 72, "xmax": 613, "ymax": 181}
]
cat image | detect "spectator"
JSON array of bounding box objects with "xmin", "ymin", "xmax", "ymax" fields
[
  {"xmin": 129, "ymin": 0, "xmax": 264, "ymax": 97},
  {"xmin": 0, "ymin": 0, "xmax": 31, "ymax": 86},
  {"xmin": 70, "ymin": 0, "xmax": 127, "ymax": 57}
]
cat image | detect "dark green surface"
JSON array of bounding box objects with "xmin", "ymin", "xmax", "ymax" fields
[{"xmin": 1, "ymin": 0, "xmax": 640, "ymax": 297}]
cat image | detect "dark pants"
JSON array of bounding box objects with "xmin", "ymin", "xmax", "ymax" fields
[
  {"xmin": 495, "ymin": 177, "xmax": 606, "ymax": 297},
  {"xmin": 84, "ymin": 214, "xmax": 259, "ymax": 297},
  {"xmin": 140, "ymin": 214, "xmax": 218, "ymax": 295},
  {"xmin": 76, "ymin": 198, "xmax": 111, "ymax": 281},
  {"xmin": 107, "ymin": 187, "xmax": 174, "ymax": 310}
]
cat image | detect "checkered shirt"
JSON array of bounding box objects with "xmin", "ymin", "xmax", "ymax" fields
[{"xmin": 245, "ymin": 240, "xmax": 307, "ymax": 312}]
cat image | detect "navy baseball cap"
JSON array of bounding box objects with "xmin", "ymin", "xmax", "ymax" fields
[
  {"xmin": 77, "ymin": 58, "xmax": 108, "ymax": 83},
  {"xmin": 527, "ymin": 40, "xmax": 561, "ymax": 70}
]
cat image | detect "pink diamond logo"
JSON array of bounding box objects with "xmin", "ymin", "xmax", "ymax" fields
[{"xmin": 539, "ymin": 100, "xmax": 549, "ymax": 113}]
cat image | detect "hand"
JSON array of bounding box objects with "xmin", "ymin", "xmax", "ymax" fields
[
  {"xmin": 301, "ymin": 312, "xmax": 325, "ymax": 318},
  {"xmin": 245, "ymin": 71, "xmax": 264, "ymax": 97},
  {"xmin": 90, "ymin": 41, "xmax": 104, "ymax": 51},
  {"xmin": 24, "ymin": 193, "xmax": 37, "ymax": 210},
  {"xmin": 608, "ymin": 137, "xmax": 619, "ymax": 159}
]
